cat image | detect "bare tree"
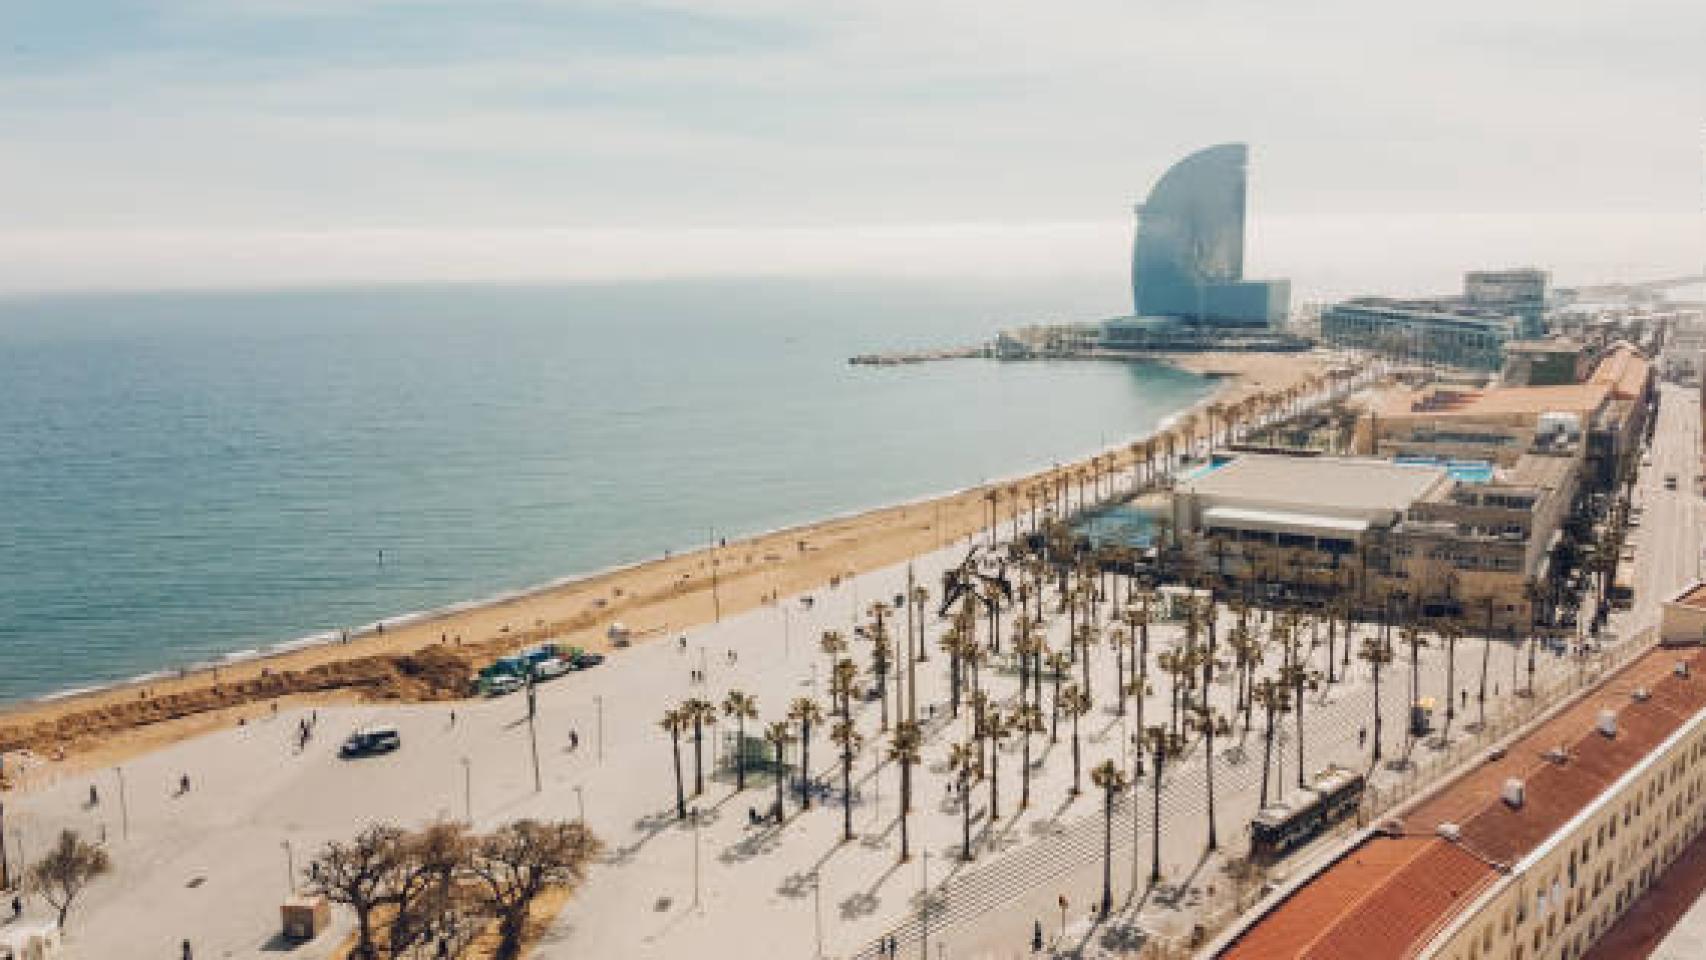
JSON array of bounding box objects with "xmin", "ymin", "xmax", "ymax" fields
[
  {"xmin": 388, "ymin": 821, "xmax": 473, "ymax": 958},
  {"xmin": 306, "ymin": 824, "xmax": 405, "ymax": 959},
  {"xmin": 466, "ymin": 820, "xmax": 602, "ymax": 960},
  {"xmin": 26, "ymin": 829, "xmax": 110, "ymax": 928}
]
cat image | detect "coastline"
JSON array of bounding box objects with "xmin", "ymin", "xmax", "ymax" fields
[{"xmin": 0, "ymin": 348, "xmax": 1334, "ymax": 785}]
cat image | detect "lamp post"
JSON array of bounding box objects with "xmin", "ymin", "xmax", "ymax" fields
[
  {"xmin": 595, "ymin": 696, "xmax": 605, "ymax": 764},
  {"xmin": 282, "ymin": 840, "xmax": 296, "ymax": 895},
  {"xmin": 525, "ymin": 679, "xmax": 542, "ymax": 793},
  {"xmin": 0, "ymin": 799, "xmax": 9, "ymax": 892},
  {"xmin": 115, "ymin": 766, "xmax": 129, "ymax": 840},
  {"xmin": 575, "ymin": 785, "xmax": 586, "ymax": 825},
  {"xmin": 812, "ymin": 871, "xmax": 824, "ymax": 959},
  {"xmin": 690, "ymin": 808, "xmax": 702, "ymax": 912},
  {"xmin": 461, "ymin": 757, "xmax": 472, "ymax": 823}
]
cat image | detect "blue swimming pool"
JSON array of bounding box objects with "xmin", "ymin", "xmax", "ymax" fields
[{"xmin": 1394, "ymin": 456, "xmax": 1495, "ymax": 484}]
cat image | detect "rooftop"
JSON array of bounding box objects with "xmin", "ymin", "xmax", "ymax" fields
[
  {"xmin": 1218, "ymin": 642, "xmax": 1706, "ymax": 959},
  {"xmin": 1376, "ymin": 382, "xmax": 1611, "ymax": 420},
  {"xmin": 1506, "ymin": 339, "xmax": 1585, "ymax": 355},
  {"xmin": 1590, "ymin": 342, "xmax": 1652, "ymax": 400},
  {"xmin": 1670, "ymin": 582, "xmax": 1706, "ymax": 612},
  {"xmin": 1179, "ymin": 455, "xmax": 1450, "ymax": 515}
]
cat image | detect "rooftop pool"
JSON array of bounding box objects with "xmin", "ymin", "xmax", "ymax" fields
[{"xmin": 1394, "ymin": 456, "xmax": 1496, "ymax": 484}]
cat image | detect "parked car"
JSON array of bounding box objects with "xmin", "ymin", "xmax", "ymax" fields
[
  {"xmin": 571, "ymin": 651, "xmax": 606, "ymax": 670},
  {"xmin": 1665, "ymin": 474, "xmax": 1678, "ymax": 490},
  {"xmin": 485, "ymin": 674, "xmax": 524, "ymax": 696},
  {"xmin": 340, "ymin": 725, "xmax": 401, "ymax": 758},
  {"xmin": 532, "ymin": 657, "xmax": 570, "ymax": 681}
]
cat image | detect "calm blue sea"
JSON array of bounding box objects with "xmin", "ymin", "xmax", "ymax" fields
[{"xmin": 0, "ymin": 279, "xmax": 1213, "ymax": 703}]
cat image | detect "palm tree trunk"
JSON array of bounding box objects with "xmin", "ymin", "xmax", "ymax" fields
[
  {"xmin": 693, "ymin": 721, "xmax": 705, "ymax": 796},
  {"xmin": 1294, "ymin": 677, "xmax": 1306, "ymax": 789},
  {"xmin": 1205, "ymin": 722, "xmax": 1219, "ymax": 851},
  {"xmin": 1150, "ymin": 747, "xmax": 1164, "ymax": 885},
  {"xmin": 842, "ymin": 750, "xmax": 853, "ymax": 841},
  {"xmin": 1260, "ymin": 700, "xmax": 1275, "ymax": 807},
  {"xmin": 900, "ymin": 767, "xmax": 914, "ymax": 862},
  {"xmin": 1071, "ymin": 714, "xmax": 1083, "ymax": 794},
  {"xmin": 961, "ymin": 776, "xmax": 973, "ymax": 860},
  {"xmin": 1101, "ymin": 788, "xmax": 1115, "ymax": 915},
  {"xmin": 990, "ymin": 743, "xmax": 1000, "ymax": 821},
  {"xmin": 1021, "ymin": 728, "xmax": 1032, "ymax": 809},
  {"xmin": 673, "ymin": 732, "xmax": 686, "ymax": 820},
  {"xmin": 735, "ymin": 718, "xmax": 747, "ymax": 790},
  {"xmin": 799, "ymin": 721, "xmax": 813, "ymax": 809}
]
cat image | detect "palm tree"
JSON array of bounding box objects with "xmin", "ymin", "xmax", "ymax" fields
[
  {"xmin": 1475, "ymin": 597, "xmax": 1496, "ymax": 731},
  {"xmin": 1046, "ymin": 651, "xmax": 1071, "ymax": 743},
  {"xmin": 1091, "ymin": 760, "xmax": 1130, "ymax": 916},
  {"xmin": 1128, "ymin": 594, "xmax": 1154, "ymax": 735},
  {"xmin": 788, "ymin": 697, "xmax": 825, "ymax": 809},
  {"xmin": 948, "ymin": 740, "xmax": 982, "ymax": 861},
  {"xmin": 1013, "ymin": 702, "xmax": 1044, "ymax": 810},
  {"xmin": 1359, "ymin": 631, "xmax": 1394, "ymax": 762},
  {"xmin": 1107, "ymin": 626, "xmax": 1129, "ymax": 716},
  {"xmin": 985, "ymin": 708, "xmax": 1011, "ymax": 821},
  {"xmin": 764, "ymin": 720, "xmax": 793, "ymax": 821},
  {"xmin": 1143, "ymin": 725, "xmax": 1182, "ymax": 886},
  {"xmin": 1252, "ymin": 678, "xmax": 1291, "ymax": 807},
  {"xmin": 682, "ymin": 697, "xmax": 717, "ymax": 796},
  {"xmin": 660, "ymin": 707, "xmax": 690, "ymax": 819},
  {"xmin": 721, "ymin": 690, "xmax": 759, "ymax": 791},
  {"xmin": 1060, "ymin": 684, "xmax": 1091, "ymax": 795},
  {"xmin": 1399, "ymin": 620, "xmax": 1429, "ymax": 735},
  {"xmin": 889, "ymin": 720, "xmax": 922, "ymax": 862},
  {"xmin": 830, "ymin": 658, "xmax": 859, "ymax": 723},
  {"xmin": 1439, "ymin": 621, "xmax": 1464, "ymax": 740},
  {"xmin": 1190, "ymin": 701, "xmax": 1230, "ymax": 852},
  {"xmin": 830, "ymin": 718, "xmax": 863, "ymax": 842}
]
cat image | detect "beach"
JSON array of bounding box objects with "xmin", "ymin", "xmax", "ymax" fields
[{"xmin": 0, "ymin": 348, "xmax": 1335, "ymax": 784}]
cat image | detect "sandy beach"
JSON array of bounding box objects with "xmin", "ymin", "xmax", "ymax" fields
[{"xmin": 0, "ymin": 349, "xmax": 1335, "ymax": 783}]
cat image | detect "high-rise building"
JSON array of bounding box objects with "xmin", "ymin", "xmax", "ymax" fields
[{"xmin": 1128, "ymin": 143, "xmax": 1290, "ymax": 328}]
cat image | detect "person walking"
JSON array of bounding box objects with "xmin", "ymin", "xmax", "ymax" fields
[
  {"xmin": 88, "ymin": 784, "xmax": 99, "ymax": 806},
  {"xmin": 182, "ymin": 939, "xmax": 193, "ymax": 960}
]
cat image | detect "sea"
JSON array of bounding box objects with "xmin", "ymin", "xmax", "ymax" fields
[{"xmin": 0, "ymin": 278, "xmax": 1215, "ymax": 704}]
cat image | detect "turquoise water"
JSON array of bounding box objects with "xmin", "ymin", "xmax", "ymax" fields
[
  {"xmin": 0, "ymin": 280, "xmax": 1214, "ymax": 703},
  {"xmin": 1393, "ymin": 456, "xmax": 1496, "ymax": 484}
]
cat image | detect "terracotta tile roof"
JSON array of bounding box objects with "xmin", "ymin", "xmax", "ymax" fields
[
  {"xmin": 1219, "ymin": 837, "xmax": 1490, "ymax": 960},
  {"xmin": 1215, "ymin": 644, "xmax": 1706, "ymax": 959}
]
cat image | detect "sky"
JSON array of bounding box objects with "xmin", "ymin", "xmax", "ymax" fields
[{"xmin": 0, "ymin": 0, "xmax": 1702, "ymax": 300}]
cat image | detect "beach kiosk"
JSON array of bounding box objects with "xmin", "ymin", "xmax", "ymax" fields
[{"xmin": 281, "ymin": 894, "xmax": 331, "ymax": 942}]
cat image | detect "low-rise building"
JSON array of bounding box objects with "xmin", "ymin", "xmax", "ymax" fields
[
  {"xmin": 1322, "ymin": 299, "xmax": 1519, "ymax": 370},
  {"xmin": 1167, "ymin": 454, "xmax": 1575, "ymax": 626},
  {"xmin": 1215, "ymin": 641, "xmax": 1706, "ymax": 960}
]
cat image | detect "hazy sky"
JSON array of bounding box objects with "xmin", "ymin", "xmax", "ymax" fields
[{"xmin": 1, "ymin": 0, "xmax": 1701, "ymax": 298}]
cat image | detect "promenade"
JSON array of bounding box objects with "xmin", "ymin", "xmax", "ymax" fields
[{"xmin": 3, "ymin": 383, "xmax": 1693, "ymax": 960}]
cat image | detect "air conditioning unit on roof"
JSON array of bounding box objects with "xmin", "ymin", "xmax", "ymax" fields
[
  {"xmin": 1598, "ymin": 710, "xmax": 1618, "ymax": 737},
  {"xmin": 1503, "ymin": 778, "xmax": 1526, "ymax": 809}
]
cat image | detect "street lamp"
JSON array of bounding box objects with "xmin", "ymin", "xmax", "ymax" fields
[
  {"xmin": 575, "ymin": 785, "xmax": 586, "ymax": 825},
  {"xmin": 594, "ymin": 696, "xmax": 605, "ymax": 764},
  {"xmin": 460, "ymin": 757, "xmax": 473, "ymax": 823},
  {"xmin": 282, "ymin": 840, "xmax": 296, "ymax": 894},
  {"xmin": 115, "ymin": 766, "xmax": 129, "ymax": 840}
]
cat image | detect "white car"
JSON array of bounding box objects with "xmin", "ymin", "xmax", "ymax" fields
[{"xmin": 532, "ymin": 657, "xmax": 570, "ymax": 681}]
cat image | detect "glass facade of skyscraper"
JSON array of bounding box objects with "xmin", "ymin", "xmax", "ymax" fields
[{"xmin": 1129, "ymin": 143, "xmax": 1289, "ymax": 328}]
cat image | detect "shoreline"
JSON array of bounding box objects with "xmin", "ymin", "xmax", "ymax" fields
[{"xmin": 0, "ymin": 348, "xmax": 1335, "ymax": 783}]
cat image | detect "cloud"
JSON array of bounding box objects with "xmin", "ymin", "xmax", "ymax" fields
[{"xmin": 0, "ymin": 0, "xmax": 1699, "ymax": 293}]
